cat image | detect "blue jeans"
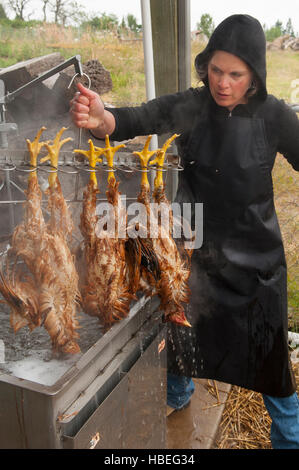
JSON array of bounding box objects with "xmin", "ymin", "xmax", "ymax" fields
[
  {"xmin": 263, "ymin": 392, "xmax": 299, "ymax": 449},
  {"xmin": 167, "ymin": 373, "xmax": 195, "ymax": 409},
  {"xmin": 167, "ymin": 374, "xmax": 299, "ymax": 449}
]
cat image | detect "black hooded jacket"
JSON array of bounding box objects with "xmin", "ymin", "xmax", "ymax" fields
[
  {"xmin": 195, "ymin": 14, "xmax": 267, "ymax": 100},
  {"xmin": 106, "ymin": 15, "xmax": 298, "ymax": 396}
]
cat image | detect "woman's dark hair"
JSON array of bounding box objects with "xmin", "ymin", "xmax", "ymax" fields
[
  {"xmin": 195, "ymin": 50, "xmax": 213, "ymax": 83},
  {"xmin": 195, "ymin": 50, "xmax": 260, "ymax": 98}
]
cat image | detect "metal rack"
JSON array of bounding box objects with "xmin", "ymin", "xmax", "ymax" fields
[{"xmin": 0, "ymin": 149, "xmax": 181, "ymax": 202}]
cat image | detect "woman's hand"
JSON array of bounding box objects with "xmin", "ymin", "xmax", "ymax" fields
[{"xmin": 69, "ymin": 83, "xmax": 115, "ymax": 137}]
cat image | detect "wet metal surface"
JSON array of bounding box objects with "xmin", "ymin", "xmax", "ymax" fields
[{"xmin": 166, "ymin": 379, "xmax": 231, "ymax": 449}]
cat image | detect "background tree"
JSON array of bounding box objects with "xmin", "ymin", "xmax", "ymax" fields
[
  {"xmin": 196, "ymin": 13, "xmax": 214, "ymax": 38},
  {"xmin": 125, "ymin": 13, "xmax": 141, "ymax": 33},
  {"xmin": 82, "ymin": 12, "xmax": 119, "ymax": 31},
  {"xmin": 284, "ymin": 18, "xmax": 295, "ymax": 36},
  {"xmin": 120, "ymin": 16, "xmax": 126, "ymax": 29},
  {"xmin": 264, "ymin": 19, "xmax": 283, "ymax": 41},
  {"xmin": 0, "ymin": 2, "xmax": 7, "ymax": 18},
  {"xmin": 65, "ymin": 1, "xmax": 87, "ymax": 26},
  {"xmin": 6, "ymin": 0, "xmax": 31, "ymax": 20},
  {"xmin": 41, "ymin": 0, "xmax": 50, "ymax": 22},
  {"xmin": 274, "ymin": 19, "xmax": 283, "ymax": 32},
  {"xmin": 49, "ymin": 0, "xmax": 70, "ymax": 24},
  {"xmin": 263, "ymin": 18, "xmax": 297, "ymax": 41}
]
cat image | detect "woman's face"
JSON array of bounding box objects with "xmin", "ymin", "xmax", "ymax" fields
[{"xmin": 208, "ymin": 51, "xmax": 253, "ymax": 111}]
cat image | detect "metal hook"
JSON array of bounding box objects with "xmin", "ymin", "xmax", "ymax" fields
[
  {"xmin": 67, "ymin": 72, "xmax": 91, "ymax": 90},
  {"xmin": 148, "ymin": 164, "xmax": 168, "ymax": 172},
  {"xmin": 68, "ymin": 71, "xmax": 92, "ymax": 149},
  {"xmin": 116, "ymin": 165, "xmax": 134, "ymax": 173},
  {"xmin": 74, "ymin": 163, "xmax": 101, "ymax": 173},
  {"xmin": 101, "ymin": 166, "xmax": 116, "ymax": 173},
  {"xmin": 15, "ymin": 164, "xmax": 38, "ymax": 173},
  {"xmin": 170, "ymin": 163, "xmax": 184, "ymax": 171},
  {"xmin": 38, "ymin": 164, "xmax": 58, "ymax": 174},
  {"xmin": 134, "ymin": 167, "xmax": 150, "ymax": 173},
  {"xmin": 0, "ymin": 163, "xmax": 16, "ymax": 172},
  {"xmin": 168, "ymin": 155, "xmax": 184, "ymax": 171},
  {"xmin": 58, "ymin": 166, "xmax": 80, "ymax": 175}
]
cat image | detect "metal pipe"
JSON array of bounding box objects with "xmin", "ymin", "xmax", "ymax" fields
[
  {"xmin": 171, "ymin": 0, "xmax": 191, "ymax": 201},
  {"xmin": 140, "ymin": 0, "xmax": 158, "ymax": 152},
  {"xmin": 177, "ymin": 0, "xmax": 191, "ymax": 92},
  {"xmin": 2, "ymin": 55, "xmax": 83, "ymax": 104},
  {"xmin": 4, "ymin": 169, "xmax": 15, "ymax": 232},
  {"xmin": 0, "ymin": 80, "xmax": 18, "ymax": 149}
]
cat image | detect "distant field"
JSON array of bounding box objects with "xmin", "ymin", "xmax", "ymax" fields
[
  {"xmin": 0, "ymin": 24, "xmax": 298, "ymax": 327},
  {"xmin": 1, "ymin": 24, "xmax": 299, "ymax": 103}
]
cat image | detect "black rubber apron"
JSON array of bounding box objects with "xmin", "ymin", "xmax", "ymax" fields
[{"xmin": 167, "ymin": 112, "xmax": 296, "ymax": 397}]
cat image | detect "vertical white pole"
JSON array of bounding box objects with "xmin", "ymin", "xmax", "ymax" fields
[{"xmin": 140, "ymin": 0, "xmax": 158, "ymax": 150}]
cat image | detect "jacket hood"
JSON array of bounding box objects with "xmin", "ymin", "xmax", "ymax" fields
[{"xmin": 195, "ymin": 14, "xmax": 267, "ymax": 100}]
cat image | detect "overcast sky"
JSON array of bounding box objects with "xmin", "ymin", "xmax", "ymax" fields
[
  {"xmin": 8, "ymin": 0, "xmax": 299, "ymax": 34},
  {"xmin": 74, "ymin": 0, "xmax": 299, "ymax": 33}
]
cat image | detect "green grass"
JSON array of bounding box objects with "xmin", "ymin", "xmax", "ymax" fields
[
  {"xmin": 272, "ymin": 155, "xmax": 299, "ymax": 328},
  {"xmin": 266, "ymin": 50, "xmax": 299, "ymax": 100}
]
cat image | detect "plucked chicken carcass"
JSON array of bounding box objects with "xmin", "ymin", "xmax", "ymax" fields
[
  {"xmin": 0, "ymin": 127, "xmax": 47, "ymax": 332},
  {"xmin": 149, "ymin": 135, "xmax": 192, "ymax": 326},
  {"xmin": 132, "ymin": 135, "xmax": 192, "ymax": 327},
  {"xmin": 37, "ymin": 127, "xmax": 81, "ymax": 354},
  {"xmin": 0, "ymin": 127, "xmax": 81, "ymax": 354},
  {"xmin": 75, "ymin": 135, "xmax": 133, "ymax": 329},
  {"xmin": 125, "ymin": 135, "xmax": 160, "ymax": 298}
]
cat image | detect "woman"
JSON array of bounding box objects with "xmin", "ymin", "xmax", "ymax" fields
[{"xmin": 70, "ymin": 15, "xmax": 299, "ymax": 448}]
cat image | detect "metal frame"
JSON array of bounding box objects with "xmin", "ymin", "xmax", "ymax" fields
[
  {"xmin": 0, "ymin": 55, "xmax": 83, "ymax": 149},
  {"xmin": 0, "ymin": 296, "xmax": 166, "ymax": 449},
  {"xmin": 1, "ymin": 55, "xmax": 83, "ymax": 105},
  {"xmin": 0, "ymin": 150, "xmax": 182, "ymax": 204}
]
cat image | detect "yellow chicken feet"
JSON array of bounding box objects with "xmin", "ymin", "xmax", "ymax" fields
[
  {"xmin": 149, "ymin": 133, "xmax": 179, "ymax": 189},
  {"xmin": 98, "ymin": 134, "xmax": 126, "ymax": 184},
  {"xmin": 38, "ymin": 127, "xmax": 74, "ymax": 236},
  {"xmin": 74, "ymin": 139, "xmax": 105, "ymax": 188},
  {"xmin": 26, "ymin": 126, "xmax": 48, "ymax": 180},
  {"xmin": 40, "ymin": 127, "xmax": 72, "ymax": 187},
  {"xmin": 133, "ymin": 135, "xmax": 157, "ymax": 188}
]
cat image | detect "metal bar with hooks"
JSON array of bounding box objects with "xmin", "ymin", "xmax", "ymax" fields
[
  {"xmin": 2, "ymin": 56, "xmax": 83, "ymax": 105},
  {"xmin": 0, "ymin": 150, "xmax": 182, "ymax": 169}
]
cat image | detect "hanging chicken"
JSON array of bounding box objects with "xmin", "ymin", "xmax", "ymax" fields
[
  {"xmin": 0, "ymin": 127, "xmax": 81, "ymax": 354},
  {"xmin": 74, "ymin": 136, "xmax": 133, "ymax": 329},
  {"xmin": 37, "ymin": 127, "xmax": 81, "ymax": 354},
  {"xmin": 149, "ymin": 134, "xmax": 192, "ymax": 327},
  {"xmin": 132, "ymin": 135, "xmax": 191, "ymax": 327},
  {"xmin": 0, "ymin": 127, "xmax": 47, "ymax": 332},
  {"xmin": 125, "ymin": 135, "xmax": 161, "ymax": 298}
]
